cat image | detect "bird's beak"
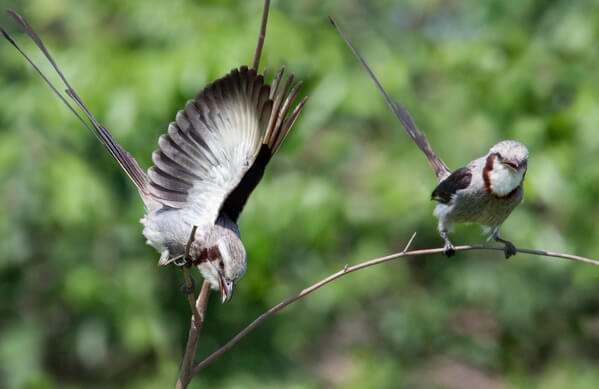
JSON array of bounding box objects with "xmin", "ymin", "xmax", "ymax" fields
[
  {"xmin": 219, "ymin": 275, "xmax": 234, "ymax": 304},
  {"xmin": 502, "ymin": 160, "xmax": 519, "ymax": 170}
]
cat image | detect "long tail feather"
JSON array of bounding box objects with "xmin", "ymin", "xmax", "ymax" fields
[
  {"xmin": 3, "ymin": 10, "xmax": 149, "ymax": 192},
  {"xmin": 329, "ymin": 16, "xmax": 451, "ymax": 182}
]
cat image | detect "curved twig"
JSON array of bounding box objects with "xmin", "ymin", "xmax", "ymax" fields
[{"xmin": 191, "ymin": 238, "xmax": 598, "ymax": 374}]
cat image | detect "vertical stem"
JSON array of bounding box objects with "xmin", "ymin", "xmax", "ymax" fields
[
  {"xmin": 182, "ymin": 266, "xmax": 202, "ymax": 328},
  {"xmin": 175, "ymin": 280, "xmax": 212, "ymax": 389},
  {"xmin": 252, "ymin": 0, "xmax": 270, "ymax": 71},
  {"xmin": 181, "ymin": 226, "xmax": 202, "ymax": 327}
]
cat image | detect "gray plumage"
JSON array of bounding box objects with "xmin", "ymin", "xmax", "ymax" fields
[
  {"xmin": 3, "ymin": 8, "xmax": 307, "ymax": 302},
  {"xmin": 432, "ymin": 140, "xmax": 528, "ymax": 256},
  {"xmin": 330, "ymin": 17, "xmax": 529, "ymax": 258}
]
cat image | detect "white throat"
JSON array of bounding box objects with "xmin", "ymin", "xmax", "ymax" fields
[
  {"xmin": 488, "ymin": 163, "xmax": 524, "ymax": 196},
  {"xmin": 198, "ymin": 261, "xmax": 221, "ymax": 290}
]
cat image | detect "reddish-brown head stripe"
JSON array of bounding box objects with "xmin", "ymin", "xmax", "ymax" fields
[
  {"xmin": 193, "ymin": 245, "xmax": 222, "ymax": 266},
  {"xmin": 483, "ymin": 153, "xmax": 495, "ymax": 195}
]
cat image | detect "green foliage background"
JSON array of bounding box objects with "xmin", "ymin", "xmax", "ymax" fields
[{"xmin": 1, "ymin": 0, "xmax": 599, "ymax": 388}]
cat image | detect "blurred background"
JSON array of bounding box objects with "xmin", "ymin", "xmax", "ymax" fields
[{"xmin": 1, "ymin": 0, "xmax": 599, "ymax": 388}]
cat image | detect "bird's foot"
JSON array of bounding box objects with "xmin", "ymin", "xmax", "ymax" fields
[
  {"xmin": 495, "ymin": 237, "xmax": 517, "ymax": 259},
  {"xmin": 161, "ymin": 254, "xmax": 193, "ymax": 267},
  {"xmin": 502, "ymin": 241, "xmax": 517, "ymax": 259},
  {"xmin": 440, "ymin": 231, "xmax": 455, "ymax": 257},
  {"xmin": 179, "ymin": 276, "xmax": 196, "ymax": 294},
  {"xmin": 443, "ymin": 240, "xmax": 455, "ymax": 257}
]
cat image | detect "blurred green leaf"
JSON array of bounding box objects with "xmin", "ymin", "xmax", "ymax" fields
[{"xmin": 1, "ymin": 0, "xmax": 598, "ymax": 388}]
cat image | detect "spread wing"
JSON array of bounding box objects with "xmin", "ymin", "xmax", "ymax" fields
[
  {"xmin": 3, "ymin": 10, "xmax": 307, "ymax": 231},
  {"xmin": 431, "ymin": 167, "xmax": 472, "ymax": 204},
  {"xmin": 148, "ymin": 66, "xmax": 306, "ymax": 228}
]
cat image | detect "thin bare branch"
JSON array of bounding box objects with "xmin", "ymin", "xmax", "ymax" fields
[
  {"xmin": 175, "ymin": 225, "xmax": 207, "ymax": 389},
  {"xmin": 252, "ymin": 0, "xmax": 270, "ymax": 71},
  {"xmin": 176, "ymin": 280, "xmax": 212, "ymax": 389},
  {"xmin": 191, "ymin": 242, "xmax": 598, "ymax": 374},
  {"xmin": 402, "ymin": 232, "xmax": 417, "ymax": 253},
  {"xmin": 182, "ymin": 226, "xmax": 202, "ymax": 328}
]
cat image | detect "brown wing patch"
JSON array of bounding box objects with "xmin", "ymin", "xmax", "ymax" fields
[{"xmin": 431, "ymin": 167, "xmax": 472, "ymax": 204}]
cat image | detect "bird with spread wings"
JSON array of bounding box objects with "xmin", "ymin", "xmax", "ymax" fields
[{"xmin": 2, "ymin": 1, "xmax": 307, "ymax": 302}]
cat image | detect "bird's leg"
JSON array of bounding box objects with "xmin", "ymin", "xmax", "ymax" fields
[
  {"xmin": 495, "ymin": 235, "xmax": 517, "ymax": 259},
  {"xmin": 157, "ymin": 250, "xmax": 170, "ymax": 266},
  {"xmin": 159, "ymin": 254, "xmax": 189, "ymax": 267},
  {"xmin": 440, "ymin": 231, "xmax": 455, "ymax": 257},
  {"xmin": 491, "ymin": 227, "xmax": 516, "ymax": 259}
]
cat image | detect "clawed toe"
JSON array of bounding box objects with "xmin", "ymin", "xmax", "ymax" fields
[
  {"xmin": 440, "ymin": 232, "xmax": 455, "ymax": 257},
  {"xmin": 503, "ymin": 241, "xmax": 517, "ymax": 259},
  {"xmin": 443, "ymin": 242, "xmax": 455, "ymax": 257},
  {"xmin": 165, "ymin": 254, "xmax": 193, "ymax": 268},
  {"xmin": 495, "ymin": 235, "xmax": 517, "ymax": 259}
]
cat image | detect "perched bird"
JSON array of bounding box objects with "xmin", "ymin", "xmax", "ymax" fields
[
  {"xmin": 329, "ymin": 17, "xmax": 528, "ymax": 258},
  {"xmin": 2, "ymin": 3, "xmax": 307, "ymax": 302}
]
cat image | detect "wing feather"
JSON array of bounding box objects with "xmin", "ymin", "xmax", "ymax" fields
[
  {"xmin": 220, "ymin": 68, "xmax": 308, "ymax": 221},
  {"xmin": 147, "ymin": 65, "xmax": 306, "ymax": 231},
  {"xmin": 151, "ymin": 150, "xmax": 199, "ymax": 184},
  {"xmin": 156, "ymin": 135, "xmax": 206, "ymax": 175},
  {"xmin": 148, "ymin": 167, "xmax": 193, "ymax": 192},
  {"xmin": 431, "ymin": 167, "xmax": 472, "ymax": 204},
  {"xmin": 166, "ymin": 123, "xmax": 208, "ymax": 164}
]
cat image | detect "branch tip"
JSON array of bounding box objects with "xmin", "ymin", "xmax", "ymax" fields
[{"xmin": 402, "ymin": 232, "xmax": 417, "ymax": 253}]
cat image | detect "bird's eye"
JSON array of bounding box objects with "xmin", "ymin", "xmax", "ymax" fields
[{"xmin": 496, "ymin": 152, "xmax": 503, "ymax": 159}]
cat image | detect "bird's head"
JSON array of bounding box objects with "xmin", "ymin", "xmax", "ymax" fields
[
  {"xmin": 484, "ymin": 140, "xmax": 529, "ymax": 197},
  {"xmin": 191, "ymin": 230, "xmax": 247, "ymax": 304},
  {"xmin": 489, "ymin": 140, "xmax": 529, "ymax": 172}
]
